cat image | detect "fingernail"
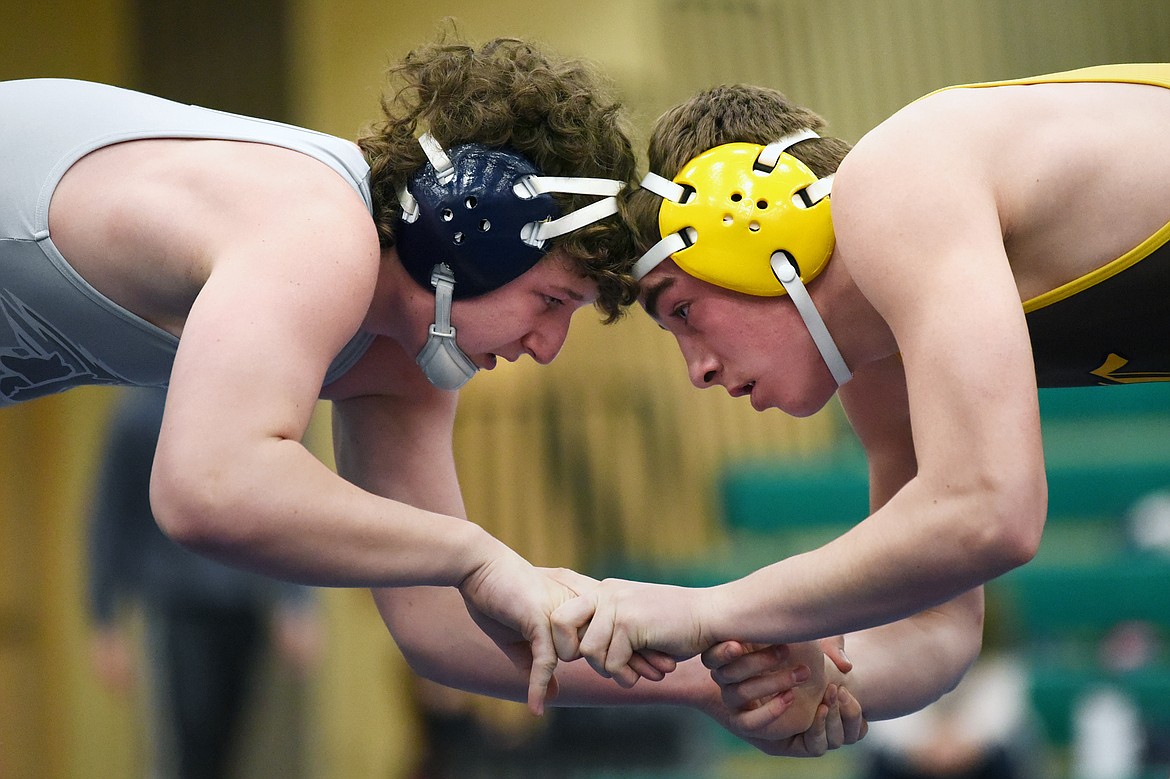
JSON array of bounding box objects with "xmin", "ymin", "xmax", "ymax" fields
[{"xmin": 793, "ymin": 665, "xmax": 811, "ymax": 684}]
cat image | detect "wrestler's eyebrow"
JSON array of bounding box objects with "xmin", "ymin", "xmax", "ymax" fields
[
  {"xmin": 557, "ymin": 286, "xmax": 586, "ymax": 302},
  {"xmin": 642, "ymin": 277, "xmax": 676, "ymax": 322}
]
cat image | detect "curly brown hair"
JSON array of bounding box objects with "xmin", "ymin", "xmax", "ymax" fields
[
  {"xmin": 624, "ymin": 84, "xmax": 852, "ymax": 262},
  {"xmin": 357, "ymin": 36, "xmax": 640, "ymax": 321}
]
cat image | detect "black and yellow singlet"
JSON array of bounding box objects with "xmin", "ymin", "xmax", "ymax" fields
[{"xmin": 946, "ymin": 64, "xmax": 1170, "ymax": 387}]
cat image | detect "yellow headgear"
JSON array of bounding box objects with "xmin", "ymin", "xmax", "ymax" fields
[
  {"xmin": 633, "ymin": 129, "xmax": 835, "ymax": 296},
  {"xmin": 634, "ymin": 129, "xmax": 852, "ymax": 386}
]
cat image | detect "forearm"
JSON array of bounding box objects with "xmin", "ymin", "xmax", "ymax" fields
[
  {"xmin": 707, "ymin": 480, "xmax": 1031, "ymax": 645},
  {"xmin": 833, "ymin": 588, "xmax": 985, "ymax": 721},
  {"xmin": 151, "ymin": 437, "xmax": 499, "ymax": 588},
  {"xmin": 375, "ymin": 585, "xmax": 711, "ymax": 708}
]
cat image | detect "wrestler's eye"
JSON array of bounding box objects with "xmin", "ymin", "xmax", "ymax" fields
[{"xmin": 672, "ymin": 303, "xmax": 690, "ymax": 322}]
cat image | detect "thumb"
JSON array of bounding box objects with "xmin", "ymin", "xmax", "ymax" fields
[
  {"xmin": 542, "ymin": 567, "xmax": 599, "ymax": 594},
  {"xmin": 819, "ymin": 635, "xmax": 852, "ymax": 674}
]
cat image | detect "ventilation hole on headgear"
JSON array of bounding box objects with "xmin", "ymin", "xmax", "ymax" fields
[
  {"xmin": 465, "ymin": 196, "xmax": 478, "ymax": 209},
  {"xmin": 730, "ymin": 193, "xmax": 743, "ymax": 202},
  {"xmin": 756, "ymin": 200, "xmax": 768, "ymax": 209},
  {"xmin": 723, "ymin": 214, "xmax": 733, "ymax": 225},
  {"xmin": 453, "ymin": 232, "xmax": 465, "ymax": 244},
  {"xmin": 441, "ymin": 208, "xmax": 454, "ymax": 221},
  {"xmin": 479, "ymin": 219, "xmax": 491, "ymax": 232},
  {"xmin": 748, "ymin": 221, "xmax": 761, "ymax": 232}
]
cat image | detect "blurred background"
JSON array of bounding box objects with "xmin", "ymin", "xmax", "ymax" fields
[{"xmin": 4, "ymin": 1, "xmax": 1170, "ymax": 777}]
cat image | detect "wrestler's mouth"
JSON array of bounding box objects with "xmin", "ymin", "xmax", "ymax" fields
[{"xmin": 729, "ymin": 381, "xmax": 755, "ymax": 398}]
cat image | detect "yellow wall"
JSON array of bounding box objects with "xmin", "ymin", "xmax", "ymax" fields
[{"xmin": 0, "ymin": 3, "xmax": 135, "ymax": 776}]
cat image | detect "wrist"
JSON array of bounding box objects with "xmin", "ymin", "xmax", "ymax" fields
[
  {"xmin": 698, "ymin": 583, "xmax": 736, "ymax": 645},
  {"xmin": 446, "ymin": 519, "xmax": 506, "ymax": 588}
]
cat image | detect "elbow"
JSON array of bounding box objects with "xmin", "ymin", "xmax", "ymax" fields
[
  {"xmin": 924, "ymin": 588, "xmax": 988, "ymax": 705},
  {"xmin": 149, "ymin": 458, "xmax": 256, "ymax": 558},
  {"xmin": 959, "ymin": 474, "xmax": 1046, "ymax": 578},
  {"xmin": 945, "ymin": 467, "xmax": 1048, "ymax": 575}
]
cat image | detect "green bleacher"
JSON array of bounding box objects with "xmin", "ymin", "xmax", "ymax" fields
[{"xmin": 711, "ymin": 382, "xmax": 1170, "ymax": 774}]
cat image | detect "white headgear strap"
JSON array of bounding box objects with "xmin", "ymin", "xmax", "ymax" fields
[{"xmin": 770, "ymin": 253, "xmax": 852, "ymax": 385}]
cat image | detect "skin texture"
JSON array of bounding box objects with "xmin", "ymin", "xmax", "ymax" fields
[{"xmin": 551, "ymin": 76, "xmax": 1170, "ymax": 723}]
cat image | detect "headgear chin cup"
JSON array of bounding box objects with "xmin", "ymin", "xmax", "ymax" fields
[
  {"xmin": 398, "ymin": 134, "xmax": 625, "ymax": 390},
  {"xmin": 416, "ymin": 264, "xmax": 478, "ymax": 391},
  {"xmin": 633, "ymin": 129, "xmax": 851, "ymax": 386}
]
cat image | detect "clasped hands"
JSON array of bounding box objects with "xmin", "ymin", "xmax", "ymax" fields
[
  {"xmin": 549, "ymin": 575, "xmax": 867, "ymax": 755},
  {"xmin": 458, "ymin": 559, "xmax": 866, "ymax": 756}
]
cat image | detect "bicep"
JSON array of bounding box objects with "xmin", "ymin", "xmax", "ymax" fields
[
  {"xmin": 157, "ymin": 206, "xmax": 377, "ymax": 475},
  {"xmin": 835, "ymin": 149, "xmax": 1045, "ymax": 503}
]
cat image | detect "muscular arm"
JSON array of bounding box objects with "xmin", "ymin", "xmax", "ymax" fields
[
  {"xmin": 143, "ymin": 156, "xmax": 504, "ymax": 590},
  {"xmin": 713, "ymin": 356, "xmax": 985, "ymax": 723},
  {"xmin": 705, "ymin": 335, "xmax": 1042, "ymax": 645},
  {"xmin": 703, "ymin": 125, "xmax": 1047, "ymax": 644},
  {"xmin": 832, "ymin": 354, "xmax": 985, "ymax": 719},
  {"xmin": 336, "ymin": 375, "xmax": 843, "ymax": 743}
]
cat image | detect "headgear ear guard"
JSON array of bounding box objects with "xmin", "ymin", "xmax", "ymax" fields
[
  {"xmin": 633, "ymin": 129, "xmax": 851, "ymax": 386},
  {"xmin": 396, "ymin": 133, "xmax": 625, "ymax": 390}
]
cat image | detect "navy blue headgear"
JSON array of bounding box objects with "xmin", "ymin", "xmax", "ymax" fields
[
  {"xmin": 394, "ymin": 134, "xmax": 625, "ymax": 391},
  {"xmin": 396, "ymin": 143, "xmax": 559, "ymax": 299}
]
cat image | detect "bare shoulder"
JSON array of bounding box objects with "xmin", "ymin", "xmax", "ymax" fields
[
  {"xmin": 835, "ymin": 78, "xmax": 1170, "ymax": 300},
  {"xmin": 829, "ymin": 92, "xmax": 1006, "ymax": 319},
  {"xmin": 175, "ymin": 138, "xmax": 379, "ymax": 267},
  {"xmin": 832, "ymin": 89, "xmax": 989, "ymax": 215},
  {"xmin": 50, "ymin": 137, "xmax": 380, "ymax": 334}
]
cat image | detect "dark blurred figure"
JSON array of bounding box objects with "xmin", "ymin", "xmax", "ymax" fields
[{"xmin": 87, "ymin": 386, "xmax": 321, "ymax": 779}]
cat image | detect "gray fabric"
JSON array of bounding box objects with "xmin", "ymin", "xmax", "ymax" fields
[{"xmin": 0, "ymin": 78, "xmax": 375, "ymax": 405}]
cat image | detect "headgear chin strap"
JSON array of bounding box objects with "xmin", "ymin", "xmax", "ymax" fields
[
  {"xmin": 398, "ymin": 134, "xmax": 625, "ymax": 390},
  {"xmin": 415, "ymin": 264, "xmax": 478, "ymax": 391},
  {"xmin": 634, "ymin": 129, "xmax": 851, "ymax": 386},
  {"xmin": 769, "ymin": 253, "xmax": 852, "ymax": 386}
]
